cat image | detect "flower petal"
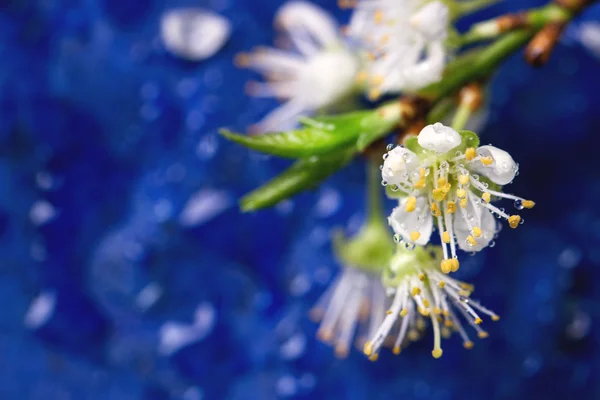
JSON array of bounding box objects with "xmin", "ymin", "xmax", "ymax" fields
[
  {"xmin": 382, "ymin": 147, "xmax": 420, "ymax": 186},
  {"xmin": 400, "ymin": 40, "xmax": 446, "ymax": 90},
  {"xmin": 469, "ymin": 145, "xmax": 518, "ymax": 185},
  {"xmin": 276, "ymin": 1, "xmax": 340, "ymax": 48},
  {"xmin": 417, "ymin": 123, "xmax": 462, "ymax": 154},
  {"xmin": 453, "ymin": 198, "xmax": 497, "ymax": 252},
  {"xmin": 388, "ymin": 196, "xmax": 432, "ymax": 246},
  {"xmin": 410, "ymin": 1, "xmax": 449, "ymax": 41}
]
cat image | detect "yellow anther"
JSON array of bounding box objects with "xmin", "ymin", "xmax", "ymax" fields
[
  {"xmin": 522, "ymin": 200, "xmax": 536, "ymax": 209},
  {"xmin": 416, "ymin": 318, "xmax": 426, "ymax": 330},
  {"xmin": 380, "ymin": 34, "xmax": 390, "ymax": 45},
  {"xmin": 400, "ymin": 308, "xmax": 408, "ymax": 317},
  {"xmin": 369, "ymin": 353, "xmax": 379, "ymax": 362},
  {"xmin": 434, "ymin": 307, "xmax": 442, "ymax": 315},
  {"xmin": 447, "ymin": 201, "xmax": 457, "ymax": 214},
  {"xmin": 408, "ymin": 330, "xmax": 420, "ymax": 341},
  {"xmin": 418, "ymin": 273, "xmax": 426, "ymax": 281},
  {"xmin": 355, "ymin": 70, "xmax": 368, "ymax": 83},
  {"xmin": 458, "ymin": 290, "xmax": 471, "ymax": 297},
  {"xmin": 317, "ymin": 329, "xmax": 333, "ymax": 342},
  {"xmin": 437, "ymin": 177, "xmax": 448, "ymax": 187},
  {"xmin": 508, "ymin": 215, "xmax": 521, "ymax": 229},
  {"xmin": 463, "ymin": 341, "xmax": 475, "ymax": 350},
  {"xmin": 374, "ymin": 10, "xmax": 384, "ymax": 24},
  {"xmin": 442, "ymin": 231, "xmax": 451, "ymax": 244},
  {"xmin": 392, "ymin": 346, "xmax": 401, "ymax": 355},
  {"xmin": 419, "ymin": 168, "xmax": 426, "ymax": 177},
  {"xmin": 480, "ymin": 156, "xmax": 494, "ymax": 166},
  {"xmin": 386, "ymin": 310, "xmax": 393, "ymax": 315},
  {"xmin": 492, "ymin": 315, "xmax": 500, "ymax": 321},
  {"xmin": 457, "ymin": 188, "xmax": 467, "ymax": 199},
  {"xmin": 465, "ymin": 147, "xmax": 477, "ymax": 161},
  {"xmin": 444, "ymin": 319, "xmax": 453, "ymax": 328},
  {"xmin": 412, "ymin": 287, "xmax": 421, "ymax": 296},
  {"xmin": 459, "ymin": 175, "xmax": 470, "ymax": 185},
  {"xmin": 419, "ymin": 308, "xmax": 430, "ymax": 317},
  {"xmin": 438, "ymin": 281, "xmax": 446, "ymax": 288},
  {"xmin": 450, "ymin": 258, "xmax": 460, "ymax": 272},
  {"xmin": 410, "ymin": 231, "xmax": 421, "ymax": 242},
  {"xmin": 432, "ymin": 188, "xmax": 446, "ymax": 202},
  {"xmin": 423, "ymin": 299, "xmax": 430, "ymax": 308},
  {"xmin": 405, "ymin": 196, "xmax": 417, "ymax": 212},
  {"xmin": 368, "ymin": 88, "xmax": 381, "ymax": 101},
  {"xmin": 440, "ymin": 259, "xmax": 452, "ymax": 274},
  {"xmin": 430, "ymin": 203, "xmax": 441, "ymax": 217},
  {"xmin": 335, "ymin": 345, "xmax": 349, "ymax": 359},
  {"xmin": 441, "ymin": 328, "xmax": 452, "ymax": 339},
  {"xmin": 482, "ymin": 192, "xmax": 491, "ymax": 203},
  {"xmin": 472, "ymin": 226, "xmax": 482, "ymax": 238},
  {"xmin": 413, "ymin": 179, "xmax": 426, "ymax": 189},
  {"xmin": 363, "ymin": 341, "xmax": 373, "ymax": 356},
  {"xmin": 432, "ymin": 348, "xmax": 443, "ymax": 359},
  {"xmin": 371, "ymin": 74, "xmax": 384, "ymax": 85},
  {"xmin": 460, "ymin": 198, "xmax": 468, "ymax": 208},
  {"xmin": 467, "ymin": 235, "xmax": 477, "ymax": 246},
  {"xmin": 474, "ymin": 318, "xmax": 483, "ymax": 325},
  {"xmin": 478, "ymin": 331, "xmax": 489, "ymax": 339},
  {"xmin": 442, "ymin": 183, "xmax": 452, "ymax": 194}
]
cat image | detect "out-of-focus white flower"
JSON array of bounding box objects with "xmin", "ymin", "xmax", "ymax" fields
[
  {"xmin": 363, "ymin": 246, "xmax": 499, "ymax": 359},
  {"xmin": 381, "ymin": 122, "xmax": 534, "ymax": 273},
  {"xmin": 574, "ymin": 21, "xmax": 600, "ymax": 59},
  {"xmin": 236, "ymin": 1, "xmax": 361, "ymax": 133},
  {"xmin": 161, "ymin": 8, "xmax": 231, "ymax": 61},
  {"xmin": 346, "ymin": 0, "xmax": 450, "ymax": 98},
  {"xmin": 310, "ymin": 266, "xmax": 387, "ymax": 358}
]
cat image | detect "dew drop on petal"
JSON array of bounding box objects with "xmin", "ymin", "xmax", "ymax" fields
[
  {"xmin": 386, "ymin": 144, "xmax": 395, "ymax": 151},
  {"xmin": 514, "ymin": 199, "xmax": 524, "ymax": 210}
]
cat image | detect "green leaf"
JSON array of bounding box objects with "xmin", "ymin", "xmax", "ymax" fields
[
  {"xmin": 221, "ymin": 105, "xmax": 402, "ymax": 159},
  {"xmin": 240, "ymin": 148, "xmax": 356, "ymax": 212}
]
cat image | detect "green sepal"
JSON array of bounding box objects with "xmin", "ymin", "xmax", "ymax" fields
[
  {"xmin": 404, "ymin": 136, "xmax": 427, "ymax": 157},
  {"xmin": 239, "ymin": 147, "xmax": 356, "ymax": 212},
  {"xmin": 220, "ymin": 108, "xmax": 399, "ymax": 159},
  {"xmin": 332, "ymin": 220, "xmax": 395, "ymax": 274},
  {"xmin": 458, "ymin": 130, "xmax": 480, "ymax": 150},
  {"xmin": 385, "ymin": 184, "xmax": 407, "ymax": 200}
]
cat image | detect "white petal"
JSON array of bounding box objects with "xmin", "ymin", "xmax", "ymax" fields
[
  {"xmin": 469, "ymin": 145, "xmax": 518, "ymax": 185},
  {"xmin": 410, "ymin": 1, "xmax": 449, "ymax": 41},
  {"xmin": 161, "ymin": 8, "xmax": 231, "ymax": 61},
  {"xmin": 417, "ymin": 122, "xmax": 461, "ymax": 153},
  {"xmin": 400, "ymin": 40, "xmax": 446, "ymax": 90},
  {"xmin": 453, "ymin": 199, "xmax": 496, "ymax": 252},
  {"xmin": 381, "ymin": 147, "xmax": 420, "ymax": 186},
  {"xmin": 388, "ymin": 196, "xmax": 432, "ymax": 246},
  {"xmin": 275, "ymin": 1, "xmax": 340, "ymax": 48}
]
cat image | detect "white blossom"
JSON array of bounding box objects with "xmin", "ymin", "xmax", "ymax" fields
[
  {"xmin": 310, "ymin": 266, "xmax": 387, "ymax": 359},
  {"xmin": 236, "ymin": 1, "xmax": 361, "ymax": 133},
  {"xmin": 346, "ymin": 0, "xmax": 450, "ymax": 98},
  {"xmin": 363, "ymin": 247, "xmax": 499, "ymax": 359},
  {"xmin": 381, "ymin": 123, "xmax": 535, "ymax": 273}
]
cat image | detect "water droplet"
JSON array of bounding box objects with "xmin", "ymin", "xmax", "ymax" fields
[
  {"xmin": 514, "ymin": 199, "xmax": 524, "ymax": 210},
  {"xmin": 393, "ymin": 234, "xmax": 401, "ymax": 243},
  {"xmin": 455, "ymin": 151, "xmax": 463, "ymax": 157},
  {"xmin": 489, "ymin": 240, "xmax": 496, "ymax": 248},
  {"xmin": 383, "ymin": 153, "xmax": 389, "ymax": 160},
  {"xmin": 391, "ymin": 185, "xmax": 399, "ymax": 192},
  {"xmin": 520, "ymin": 217, "xmax": 525, "ymax": 225},
  {"xmin": 386, "ymin": 144, "xmax": 394, "ymax": 151},
  {"xmin": 381, "ymin": 180, "xmax": 388, "ymax": 186},
  {"xmin": 406, "ymin": 243, "xmax": 416, "ymax": 251}
]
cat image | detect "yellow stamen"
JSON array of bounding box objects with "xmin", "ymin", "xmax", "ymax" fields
[
  {"xmin": 467, "ymin": 235, "xmax": 477, "ymax": 246},
  {"xmin": 368, "ymin": 88, "xmax": 381, "ymax": 101},
  {"xmin": 508, "ymin": 215, "xmax": 521, "ymax": 228},
  {"xmin": 442, "ymin": 182, "xmax": 452, "ymax": 193},
  {"xmin": 437, "ymin": 177, "xmax": 448, "ymax": 187},
  {"xmin": 457, "ymin": 188, "xmax": 467, "ymax": 199},
  {"xmin": 371, "ymin": 75, "xmax": 384, "ymax": 85},
  {"xmin": 482, "ymin": 192, "xmax": 491, "ymax": 203},
  {"xmin": 413, "ymin": 179, "xmax": 426, "ymax": 189},
  {"xmin": 463, "ymin": 341, "xmax": 475, "ymax": 349},
  {"xmin": 400, "ymin": 308, "xmax": 408, "ymax": 317},
  {"xmin": 412, "ymin": 287, "xmax": 421, "ymax": 296},
  {"xmin": 410, "ymin": 231, "xmax": 421, "ymax": 242},
  {"xmin": 335, "ymin": 345, "xmax": 349, "ymax": 359},
  {"xmin": 355, "ymin": 70, "xmax": 368, "ymax": 83},
  {"xmin": 460, "ymin": 283, "xmax": 474, "ymax": 291},
  {"xmin": 430, "ymin": 203, "xmax": 441, "ymax": 217},
  {"xmin": 450, "ymin": 258, "xmax": 460, "ymax": 272},
  {"xmin": 363, "ymin": 341, "xmax": 373, "ymax": 356},
  {"xmin": 460, "ymin": 198, "xmax": 468, "ymax": 208},
  {"xmin": 317, "ymin": 329, "xmax": 333, "ymax": 342},
  {"xmin": 478, "ymin": 331, "xmax": 489, "ymax": 339},
  {"xmin": 442, "ymin": 231, "xmax": 451, "ymax": 243},
  {"xmin": 432, "ymin": 188, "xmax": 446, "ymax": 202},
  {"xmin": 522, "ymin": 200, "xmax": 536, "ymax": 209},
  {"xmin": 405, "ymin": 196, "xmax": 417, "ymax": 212},
  {"xmin": 423, "ymin": 299, "xmax": 430, "ymax": 308},
  {"xmin": 392, "ymin": 346, "xmax": 401, "ymax": 355},
  {"xmin": 438, "ymin": 281, "xmax": 446, "ymax": 288},
  {"xmin": 459, "ymin": 175, "xmax": 470, "ymax": 185},
  {"xmin": 472, "ymin": 226, "xmax": 482, "ymax": 238},
  {"xmin": 418, "ymin": 273, "xmax": 426, "ymax": 281},
  {"xmin": 480, "ymin": 156, "xmax": 494, "ymax": 166},
  {"xmin": 465, "ymin": 147, "xmax": 477, "ymax": 161},
  {"xmin": 386, "ymin": 310, "xmax": 393, "ymax": 315},
  {"xmin": 440, "ymin": 260, "xmax": 452, "ymax": 274},
  {"xmin": 419, "ymin": 168, "xmax": 426, "ymax": 177},
  {"xmin": 447, "ymin": 201, "xmax": 457, "ymax": 214},
  {"xmin": 369, "ymin": 353, "xmax": 379, "ymax": 362},
  {"xmin": 434, "ymin": 307, "xmax": 442, "ymax": 315},
  {"xmin": 374, "ymin": 10, "xmax": 384, "ymax": 24},
  {"xmin": 492, "ymin": 315, "xmax": 500, "ymax": 321},
  {"xmin": 474, "ymin": 318, "xmax": 483, "ymax": 325},
  {"xmin": 444, "ymin": 319, "xmax": 453, "ymax": 328}
]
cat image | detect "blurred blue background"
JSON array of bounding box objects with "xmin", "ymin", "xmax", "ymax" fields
[{"xmin": 1, "ymin": 0, "xmax": 600, "ymax": 398}]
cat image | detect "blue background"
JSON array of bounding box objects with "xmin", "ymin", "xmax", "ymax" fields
[{"xmin": 1, "ymin": 0, "xmax": 600, "ymax": 398}]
